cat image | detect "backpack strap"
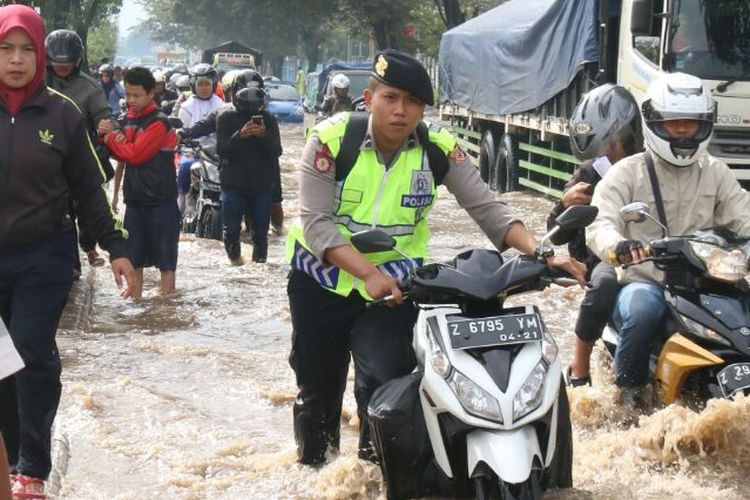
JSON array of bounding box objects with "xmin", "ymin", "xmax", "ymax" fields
[
  {"xmin": 415, "ymin": 122, "xmax": 449, "ymax": 186},
  {"xmin": 644, "ymin": 151, "xmax": 669, "ymax": 232},
  {"xmin": 335, "ymin": 113, "xmax": 449, "ymax": 185},
  {"xmin": 335, "ymin": 112, "xmax": 369, "ymax": 182}
]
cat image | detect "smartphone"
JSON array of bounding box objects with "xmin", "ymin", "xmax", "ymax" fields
[{"xmin": 251, "ymin": 115, "xmax": 264, "ymax": 125}]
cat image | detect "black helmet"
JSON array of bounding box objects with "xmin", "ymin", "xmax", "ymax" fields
[
  {"xmin": 99, "ymin": 63, "xmax": 114, "ymax": 76},
  {"xmin": 45, "ymin": 29, "xmax": 83, "ymax": 66},
  {"xmin": 234, "ymin": 86, "xmax": 266, "ymax": 115},
  {"xmin": 569, "ymin": 84, "xmax": 643, "ymax": 161},
  {"xmin": 188, "ymin": 63, "xmax": 218, "ymax": 96},
  {"xmin": 232, "ymin": 69, "xmax": 264, "ymax": 97}
]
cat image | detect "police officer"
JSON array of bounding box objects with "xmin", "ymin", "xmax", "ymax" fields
[{"xmin": 286, "ymin": 49, "xmax": 586, "ymax": 465}]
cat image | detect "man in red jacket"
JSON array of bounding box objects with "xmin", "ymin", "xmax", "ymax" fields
[{"xmin": 104, "ymin": 67, "xmax": 179, "ymax": 299}]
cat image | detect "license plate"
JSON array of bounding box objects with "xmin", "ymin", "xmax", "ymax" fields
[
  {"xmin": 447, "ymin": 313, "xmax": 543, "ymax": 350},
  {"xmin": 717, "ymin": 362, "xmax": 750, "ymax": 397}
]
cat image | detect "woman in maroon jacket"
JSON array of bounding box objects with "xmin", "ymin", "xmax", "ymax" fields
[{"xmin": 0, "ymin": 6, "xmax": 135, "ymax": 498}]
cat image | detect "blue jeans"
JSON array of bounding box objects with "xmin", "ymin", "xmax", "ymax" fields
[
  {"xmin": 0, "ymin": 229, "xmax": 76, "ymax": 479},
  {"xmin": 612, "ymin": 282, "xmax": 667, "ymax": 388},
  {"xmin": 221, "ymin": 188, "xmax": 271, "ymax": 261}
]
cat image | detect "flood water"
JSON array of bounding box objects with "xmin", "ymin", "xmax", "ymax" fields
[{"xmin": 50, "ymin": 122, "xmax": 750, "ymax": 499}]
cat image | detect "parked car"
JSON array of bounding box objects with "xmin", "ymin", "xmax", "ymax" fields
[{"xmin": 266, "ymin": 81, "xmax": 304, "ymax": 122}]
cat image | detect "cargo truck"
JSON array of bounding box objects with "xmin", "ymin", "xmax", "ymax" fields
[{"xmin": 439, "ymin": 0, "xmax": 750, "ymax": 197}]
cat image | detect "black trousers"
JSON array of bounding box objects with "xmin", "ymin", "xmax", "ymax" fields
[
  {"xmin": 287, "ymin": 270, "xmax": 417, "ymax": 465},
  {"xmin": 575, "ymin": 261, "xmax": 620, "ymax": 342},
  {"xmin": 0, "ymin": 229, "xmax": 75, "ymax": 479}
]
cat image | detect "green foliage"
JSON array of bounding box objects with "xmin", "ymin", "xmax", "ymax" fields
[{"xmin": 86, "ymin": 14, "xmax": 118, "ymax": 65}]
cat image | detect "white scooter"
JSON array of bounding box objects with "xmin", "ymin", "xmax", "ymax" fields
[{"xmin": 355, "ymin": 205, "xmax": 597, "ymax": 499}]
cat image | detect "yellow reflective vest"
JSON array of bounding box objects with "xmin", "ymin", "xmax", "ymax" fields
[{"xmin": 286, "ymin": 112, "xmax": 456, "ymax": 299}]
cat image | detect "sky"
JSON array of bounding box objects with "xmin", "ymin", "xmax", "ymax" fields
[{"xmin": 118, "ymin": 0, "xmax": 147, "ymax": 37}]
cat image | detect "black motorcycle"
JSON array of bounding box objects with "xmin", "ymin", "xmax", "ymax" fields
[
  {"xmin": 602, "ymin": 201, "xmax": 750, "ymax": 405},
  {"xmin": 179, "ymin": 137, "xmax": 222, "ymax": 241}
]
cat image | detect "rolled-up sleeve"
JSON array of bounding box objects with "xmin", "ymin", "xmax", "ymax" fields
[
  {"xmin": 443, "ymin": 156, "xmax": 521, "ymax": 251},
  {"xmin": 299, "ymin": 136, "xmax": 348, "ymax": 260}
]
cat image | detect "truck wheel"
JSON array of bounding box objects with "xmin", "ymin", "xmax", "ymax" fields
[
  {"xmin": 479, "ymin": 130, "xmax": 498, "ymax": 188},
  {"xmin": 497, "ymin": 133, "xmax": 520, "ymax": 192}
]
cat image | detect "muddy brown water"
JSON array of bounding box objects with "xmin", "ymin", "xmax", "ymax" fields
[{"xmin": 50, "ymin": 122, "xmax": 750, "ymax": 499}]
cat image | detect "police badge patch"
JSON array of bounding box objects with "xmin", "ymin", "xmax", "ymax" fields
[
  {"xmin": 313, "ymin": 144, "xmax": 334, "ymax": 174},
  {"xmin": 449, "ymin": 144, "xmax": 467, "ymax": 163},
  {"xmin": 401, "ymin": 170, "xmax": 434, "ymax": 208}
]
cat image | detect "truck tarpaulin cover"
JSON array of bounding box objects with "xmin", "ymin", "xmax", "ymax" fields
[
  {"xmin": 439, "ymin": 0, "xmax": 598, "ymax": 116},
  {"xmin": 201, "ymin": 41, "xmax": 263, "ymax": 67}
]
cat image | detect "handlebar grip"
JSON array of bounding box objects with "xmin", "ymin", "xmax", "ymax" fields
[{"xmin": 608, "ymin": 245, "xmax": 652, "ymax": 265}]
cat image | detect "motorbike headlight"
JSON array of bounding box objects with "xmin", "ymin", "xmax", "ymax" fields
[
  {"xmin": 428, "ymin": 328, "xmax": 452, "ymax": 378},
  {"xmin": 690, "ymin": 242, "xmax": 748, "ymax": 282},
  {"xmin": 678, "ymin": 313, "xmax": 731, "ymax": 347},
  {"xmin": 542, "ymin": 330, "xmax": 558, "ymax": 364},
  {"xmin": 448, "ymin": 369, "xmax": 503, "ymax": 423},
  {"xmin": 513, "ymin": 361, "xmax": 547, "ymax": 421}
]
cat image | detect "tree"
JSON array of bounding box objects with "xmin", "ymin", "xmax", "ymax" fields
[{"xmin": 1, "ymin": 0, "xmax": 123, "ymax": 68}]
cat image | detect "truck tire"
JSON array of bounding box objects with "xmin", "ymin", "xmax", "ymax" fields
[
  {"xmin": 497, "ymin": 133, "xmax": 520, "ymax": 192},
  {"xmin": 479, "ymin": 130, "xmax": 498, "ymax": 188}
]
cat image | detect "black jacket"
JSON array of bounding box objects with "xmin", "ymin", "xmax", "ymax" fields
[
  {"xmin": 0, "ymin": 86, "xmax": 126, "ymax": 258},
  {"xmin": 216, "ymin": 108, "xmax": 282, "ymax": 195},
  {"xmin": 546, "ymin": 161, "xmax": 602, "ymax": 269}
]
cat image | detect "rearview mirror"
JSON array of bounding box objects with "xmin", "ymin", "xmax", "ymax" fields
[
  {"xmin": 631, "ymin": 0, "xmax": 654, "ymax": 37},
  {"xmin": 351, "ymin": 230, "xmax": 395, "ymax": 254},
  {"xmin": 619, "ymin": 202, "xmax": 650, "ymax": 223},
  {"xmin": 554, "ymin": 205, "xmax": 599, "ymax": 231},
  {"xmin": 168, "ymin": 116, "xmax": 183, "ymax": 129}
]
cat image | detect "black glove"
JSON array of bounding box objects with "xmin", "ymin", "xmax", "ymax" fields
[{"xmin": 615, "ymin": 239, "xmax": 645, "ymax": 264}]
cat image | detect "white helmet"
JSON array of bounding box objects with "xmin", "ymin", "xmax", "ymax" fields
[
  {"xmin": 153, "ymin": 70, "xmax": 166, "ymax": 83},
  {"xmin": 641, "ymin": 72, "xmax": 716, "ymax": 167},
  {"xmin": 332, "ymin": 74, "xmax": 350, "ymax": 90}
]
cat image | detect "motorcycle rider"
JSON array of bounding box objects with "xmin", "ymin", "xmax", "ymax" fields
[
  {"xmin": 587, "ymin": 73, "xmax": 750, "ymax": 399},
  {"xmin": 152, "ymin": 69, "xmax": 177, "ymax": 114},
  {"xmin": 45, "ymin": 29, "xmax": 119, "ymax": 272},
  {"xmin": 287, "ymin": 49, "xmax": 586, "ymax": 465},
  {"xmin": 216, "ymin": 85, "xmax": 282, "ymax": 264},
  {"xmin": 99, "ymin": 62, "xmax": 124, "ymax": 117},
  {"xmin": 178, "ymin": 63, "xmax": 223, "ymax": 128},
  {"xmin": 546, "ymin": 84, "xmax": 643, "ymax": 386},
  {"xmin": 319, "ymin": 73, "xmax": 354, "ymax": 116}
]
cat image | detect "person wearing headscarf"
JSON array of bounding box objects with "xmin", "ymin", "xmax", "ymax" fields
[{"xmin": 0, "ymin": 5, "xmax": 135, "ymax": 498}]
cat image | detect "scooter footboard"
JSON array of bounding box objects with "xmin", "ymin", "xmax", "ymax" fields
[{"xmin": 466, "ymin": 427, "xmax": 542, "ymax": 484}]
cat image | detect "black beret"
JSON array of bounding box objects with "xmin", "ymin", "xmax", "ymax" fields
[{"xmin": 371, "ymin": 49, "xmax": 434, "ymax": 106}]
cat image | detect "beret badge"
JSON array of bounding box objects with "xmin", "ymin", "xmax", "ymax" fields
[{"xmin": 375, "ymin": 55, "xmax": 388, "ymax": 78}]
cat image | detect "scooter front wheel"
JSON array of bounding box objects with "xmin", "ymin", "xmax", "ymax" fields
[{"xmin": 473, "ymin": 468, "xmax": 542, "ymax": 500}]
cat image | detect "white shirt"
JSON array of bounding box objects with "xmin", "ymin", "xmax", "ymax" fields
[{"xmin": 178, "ymin": 94, "xmax": 224, "ymax": 128}]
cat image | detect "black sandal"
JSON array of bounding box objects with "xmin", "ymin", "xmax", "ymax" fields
[{"xmin": 565, "ymin": 366, "xmax": 591, "ymax": 387}]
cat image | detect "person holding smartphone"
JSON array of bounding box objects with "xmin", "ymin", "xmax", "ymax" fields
[{"xmin": 216, "ymin": 85, "xmax": 282, "ymax": 264}]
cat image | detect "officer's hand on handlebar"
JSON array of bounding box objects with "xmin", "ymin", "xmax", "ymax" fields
[
  {"xmin": 363, "ymin": 270, "xmax": 403, "ymax": 306},
  {"xmin": 545, "ymin": 255, "xmax": 587, "ymax": 287},
  {"xmin": 614, "ymin": 239, "xmax": 648, "ymax": 265}
]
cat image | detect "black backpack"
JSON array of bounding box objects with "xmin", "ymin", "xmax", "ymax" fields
[{"xmin": 335, "ymin": 112, "xmax": 450, "ymax": 184}]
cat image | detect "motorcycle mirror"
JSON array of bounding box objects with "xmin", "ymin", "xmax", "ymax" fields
[
  {"xmin": 554, "ymin": 205, "xmax": 599, "ymax": 230},
  {"xmin": 168, "ymin": 116, "xmax": 183, "ymax": 129},
  {"xmin": 620, "ymin": 202, "xmax": 650, "ymax": 223},
  {"xmin": 351, "ymin": 230, "xmax": 396, "ymax": 253}
]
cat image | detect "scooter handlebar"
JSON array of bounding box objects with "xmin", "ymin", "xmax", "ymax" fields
[{"xmin": 608, "ymin": 244, "xmax": 652, "ymax": 266}]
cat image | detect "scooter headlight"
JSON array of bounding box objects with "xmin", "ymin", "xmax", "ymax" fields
[
  {"xmin": 513, "ymin": 360, "xmax": 547, "ymax": 421},
  {"xmin": 448, "ymin": 369, "xmax": 503, "ymax": 423},
  {"xmin": 678, "ymin": 313, "xmax": 731, "ymax": 347},
  {"xmin": 428, "ymin": 328, "xmax": 452, "ymax": 379},
  {"xmin": 690, "ymin": 242, "xmax": 748, "ymax": 282}
]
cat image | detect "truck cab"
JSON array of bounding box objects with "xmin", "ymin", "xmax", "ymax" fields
[{"xmin": 618, "ymin": 0, "xmax": 750, "ymax": 183}]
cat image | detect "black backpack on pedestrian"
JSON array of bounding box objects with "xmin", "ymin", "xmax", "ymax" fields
[{"xmin": 335, "ymin": 112, "xmax": 450, "ymax": 184}]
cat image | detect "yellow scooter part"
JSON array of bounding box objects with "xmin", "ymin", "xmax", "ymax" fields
[{"xmin": 655, "ymin": 333, "xmax": 724, "ymax": 405}]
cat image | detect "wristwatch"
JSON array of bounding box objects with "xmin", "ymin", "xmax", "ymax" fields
[{"xmin": 534, "ymin": 243, "xmax": 555, "ymax": 259}]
